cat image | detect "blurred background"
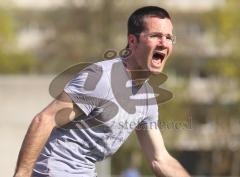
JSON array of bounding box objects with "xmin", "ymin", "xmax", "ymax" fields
[{"xmin": 0, "ymin": 0, "xmax": 240, "ymax": 176}]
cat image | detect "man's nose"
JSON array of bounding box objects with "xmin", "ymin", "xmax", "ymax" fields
[{"xmin": 157, "ymin": 36, "xmax": 168, "ymax": 47}]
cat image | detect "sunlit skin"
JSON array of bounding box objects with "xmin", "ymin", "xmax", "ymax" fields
[{"xmin": 126, "ymin": 16, "xmax": 174, "ymax": 81}]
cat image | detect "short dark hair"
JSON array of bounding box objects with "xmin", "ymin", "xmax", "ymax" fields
[{"xmin": 127, "ymin": 6, "xmax": 171, "ymax": 36}]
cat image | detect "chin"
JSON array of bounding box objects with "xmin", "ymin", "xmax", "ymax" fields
[
  {"xmin": 149, "ymin": 68, "xmax": 163, "ymax": 75},
  {"xmin": 148, "ymin": 63, "xmax": 164, "ymax": 74}
]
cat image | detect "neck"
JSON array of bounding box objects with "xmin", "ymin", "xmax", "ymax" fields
[{"xmin": 124, "ymin": 55, "xmax": 151, "ymax": 85}]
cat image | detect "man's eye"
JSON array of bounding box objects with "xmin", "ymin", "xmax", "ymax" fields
[
  {"xmin": 166, "ymin": 35, "xmax": 173, "ymax": 40},
  {"xmin": 150, "ymin": 34, "xmax": 164, "ymax": 39},
  {"xmin": 149, "ymin": 34, "xmax": 159, "ymax": 38}
]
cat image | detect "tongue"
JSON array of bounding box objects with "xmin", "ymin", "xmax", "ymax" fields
[{"xmin": 152, "ymin": 58, "xmax": 161, "ymax": 66}]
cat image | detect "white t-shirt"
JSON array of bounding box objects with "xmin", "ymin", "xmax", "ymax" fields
[{"xmin": 33, "ymin": 58, "xmax": 158, "ymax": 177}]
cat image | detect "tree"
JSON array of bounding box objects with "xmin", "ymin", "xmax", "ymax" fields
[
  {"xmin": 205, "ymin": 0, "xmax": 240, "ymax": 78},
  {"xmin": 0, "ymin": 8, "xmax": 37, "ymax": 74}
]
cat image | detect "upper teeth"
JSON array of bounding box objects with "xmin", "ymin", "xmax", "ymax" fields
[{"xmin": 154, "ymin": 51, "xmax": 164, "ymax": 56}]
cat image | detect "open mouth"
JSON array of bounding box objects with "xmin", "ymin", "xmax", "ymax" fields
[{"xmin": 152, "ymin": 51, "xmax": 165, "ymax": 65}]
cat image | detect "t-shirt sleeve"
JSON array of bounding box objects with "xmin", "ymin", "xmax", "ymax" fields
[
  {"xmin": 64, "ymin": 64, "xmax": 109, "ymax": 116},
  {"xmin": 137, "ymin": 104, "xmax": 159, "ymax": 129},
  {"xmin": 137, "ymin": 83, "xmax": 159, "ymax": 129}
]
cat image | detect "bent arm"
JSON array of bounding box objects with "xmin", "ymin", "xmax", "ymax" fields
[
  {"xmin": 136, "ymin": 126, "xmax": 191, "ymax": 177},
  {"xmin": 14, "ymin": 92, "xmax": 83, "ymax": 177}
]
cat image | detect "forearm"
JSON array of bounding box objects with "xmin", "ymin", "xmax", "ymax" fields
[
  {"xmin": 14, "ymin": 114, "xmax": 54, "ymax": 177},
  {"xmin": 152, "ymin": 156, "xmax": 191, "ymax": 177}
]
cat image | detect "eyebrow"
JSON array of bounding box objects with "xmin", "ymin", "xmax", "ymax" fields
[{"xmin": 147, "ymin": 32, "xmax": 173, "ymax": 36}]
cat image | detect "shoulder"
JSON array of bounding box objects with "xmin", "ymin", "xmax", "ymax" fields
[
  {"xmin": 79, "ymin": 58, "xmax": 121, "ymax": 77},
  {"xmin": 73, "ymin": 59, "xmax": 122, "ymax": 95},
  {"xmin": 94, "ymin": 58, "xmax": 122, "ymax": 72}
]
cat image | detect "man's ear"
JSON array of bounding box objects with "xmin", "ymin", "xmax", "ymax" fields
[{"xmin": 127, "ymin": 34, "xmax": 138, "ymax": 49}]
